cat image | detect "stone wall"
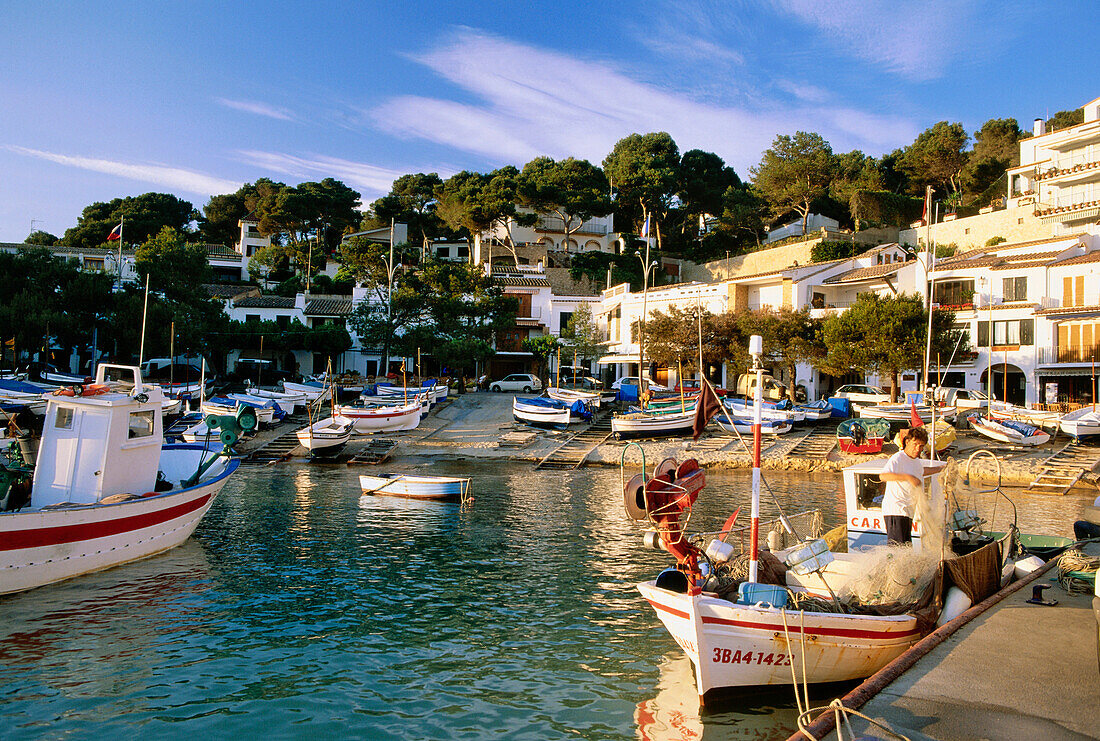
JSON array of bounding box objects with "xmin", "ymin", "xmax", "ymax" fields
[{"xmin": 897, "ymin": 205, "xmax": 1054, "ymax": 252}]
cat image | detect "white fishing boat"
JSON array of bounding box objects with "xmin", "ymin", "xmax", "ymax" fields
[
  {"xmin": 282, "ymin": 379, "xmax": 328, "ymax": 401},
  {"xmin": 295, "ymin": 416, "xmax": 354, "ymax": 457},
  {"xmin": 987, "ymin": 401, "xmax": 1061, "ymax": 431},
  {"xmin": 334, "ymin": 400, "xmax": 422, "ymax": 433},
  {"xmin": 723, "ymin": 397, "xmax": 803, "ymax": 424},
  {"xmin": 512, "ymin": 396, "xmax": 573, "ymax": 428},
  {"xmin": 0, "ymin": 364, "xmax": 242, "ymax": 595},
  {"xmin": 968, "ymin": 414, "xmax": 1050, "ymax": 446},
  {"xmin": 612, "ymin": 409, "xmax": 696, "ymax": 439},
  {"xmin": 1059, "ymin": 406, "xmax": 1100, "ymax": 440},
  {"xmin": 793, "ymin": 399, "xmax": 833, "ymax": 422},
  {"xmin": 375, "ymin": 384, "xmax": 445, "ymax": 405},
  {"xmin": 714, "ymin": 417, "xmax": 792, "ymax": 435},
  {"xmin": 246, "ymin": 384, "xmax": 307, "ymax": 413},
  {"xmin": 546, "ymin": 386, "xmax": 603, "ymax": 409},
  {"xmin": 858, "ymin": 403, "xmax": 957, "ymax": 424},
  {"xmin": 179, "ymin": 418, "xmax": 223, "ymax": 445},
  {"xmin": 203, "ymin": 396, "xmax": 276, "ymax": 426},
  {"xmin": 359, "ymin": 473, "xmax": 470, "ymax": 501},
  {"xmin": 155, "ymin": 379, "xmax": 204, "ymax": 398}
]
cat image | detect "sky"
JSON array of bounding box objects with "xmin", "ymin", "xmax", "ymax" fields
[{"xmin": 1, "ymin": 0, "xmax": 1097, "ymax": 243}]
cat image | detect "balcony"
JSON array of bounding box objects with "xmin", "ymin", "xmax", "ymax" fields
[
  {"xmin": 535, "ymin": 215, "xmax": 609, "ymax": 236},
  {"xmin": 1039, "ymin": 345, "xmax": 1100, "ymax": 364}
]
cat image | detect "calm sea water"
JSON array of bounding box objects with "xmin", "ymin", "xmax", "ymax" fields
[{"xmin": 0, "ymin": 460, "xmax": 1087, "ymax": 740}]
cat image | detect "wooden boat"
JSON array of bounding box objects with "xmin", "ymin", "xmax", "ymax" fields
[
  {"xmin": 836, "ymin": 418, "xmax": 891, "ymax": 454},
  {"xmin": 1058, "ymin": 406, "xmax": 1100, "ymax": 440},
  {"xmin": 714, "ymin": 416, "xmax": 792, "ymax": 435},
  {"xmin": 968, "ymin": 414, "xmax": 1051, "ymax": 446},
  {"xmin": 228, "ymin": 393, "xmax": 288, "ymax": 422},
  {"xmin": 794, "ymin": 399, "xmax": 833, "ymax": 422},
  {"xmin": 180, "ymin": 418, "xmax": 223, "ymax": 445},
  {"xmin": 612, "ymin": 409, "xmax": 696, "ymax": 439},
  {"xmin": 546, "ymin": 386, "xmax": 603, "ymax": 409},
  {"xmin": 333, "ymin": 400, "xmax": 422, "ymax": 433},
  {"xmin": 359, "ymin": 473, "xmax": 470, "ymax": 501},
  {"xmin": 987, "ymin": 401, "xmax": 1061, "ymax": 431},
  {"xmin": 722, "ymin": 397, "xmax": 802, "ymax": 424},
  {"xmin": 246, "ymin": 385, "xmax": 308, "ymax": 413},
  {"xmin": 375, "ymin": 383, "xmax": 447, "ymax": 405},
  {"xmin": 295, "ymin": 416, "xmax": 354, "ymax": 457},
  {"xmin": 513, "ymin": 396, "xmax": 572, "ymax": 428},
  {"xmin": 0, "ymin": 364, "xmax": 240, "ymax": 595}
]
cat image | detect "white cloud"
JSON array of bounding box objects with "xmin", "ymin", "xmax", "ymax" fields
[
  {"xmin": 215, "ymin": 97, "xmax": 296, "ymax": 122},
  {"xmin": 236, "ymin": 150, "xmax": 426, "ymax": 198},
  {"xmin": 372, "ymin": 29, "xmax": 917, "ymax": 173},
  {"xmin": 5, "ymin": 146, "xmax": 240, "ymax": 195}
]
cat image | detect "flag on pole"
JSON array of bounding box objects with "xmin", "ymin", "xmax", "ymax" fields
[
  {"xmin": 692, "ymin": 381, "xmax": 723, "ymax": 441},
  {"xmin": 107, "ymin": 223, "xmax": 123, "ymax": 241},
  {"xmin": 921, "ymin": 186, "xmax": 934, "ymax": 226},
  {"xmin": 641, "ymin": 214, "xmax": 650, "ymax": 239},
  {"xmin": 909, "ymin": 400, "xmax": 924, "ymax": 428}
]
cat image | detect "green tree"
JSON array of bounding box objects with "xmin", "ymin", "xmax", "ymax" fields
[
  {"xmin": 251, "ymin": 178, "xmax": 362, "ymax": 274},
  {"xmin": 24, "ymin": 229, "xmax": 59, "ymax": 246},
  {"xmin": 603, "ymin": 132, "xmax": 681, "ymax": 249},
  {"xmin": 199, "ymin": 183, "xmax": 264, "ymax": 246},
  {"xmin": 962, "ymin": 118, "xmax": 1023, "ymax": 202},
  {"xmin": 371, "ymin": 173, "xmax": 446, "ymax": 255},
  {"xmin": 435, "ymin": 168, "xmax": 534, "ymax": 266},
  {"xmin": 434, "ymin": 337, "xmax": 495, "ymax": 393},
  {"xmin": 562, "ymin": 303, "xmax": 601, "ymax": 367},
  {"xmin": 735, "ymin": 307, "xmax": 824, "ymax": 401},
  {"xmin": 62, "ymin": 192, "xmax": 198, "ymax": 250},
  {"xmin": 820, "ymin": 293, "xmax": 957, "ymax": 400},
  {"xmin": 897, "ymin": 122, "xmax": 970, "ymax": 199},
  {"xmin": 830, "ymin": 151, "xmax": 884, "ymax": 231},
  {"xmin": 522, "ymin": 334, "xmax": 560, "ymax": 388},
  {"xmin": 750, "ymin": 131, "xmax": 836, "ymax": 235},
  {"xmin": 135, "ymin": 227, "xmax": 213, "ymax": 303},
  {"xmin": 1046, "ymin": 108, "xmax": 1084, "ymax": 132},
  {"xmin": 517, "ymin": 156, "xmax": 610, "ymax": 252}
]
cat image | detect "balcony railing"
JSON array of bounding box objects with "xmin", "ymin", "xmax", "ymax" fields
[
  {"xmin": 1039, "ymin": 345, "xmax": 1100, "ymax": 364},
  {"xmin": 535, "ymin": 215, "xmax": 610, "ymax": 236}
]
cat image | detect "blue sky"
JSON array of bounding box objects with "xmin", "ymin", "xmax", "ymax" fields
[{"xmin": 1, "ymin": 0, "xmax": 1096, "ymax": 243}]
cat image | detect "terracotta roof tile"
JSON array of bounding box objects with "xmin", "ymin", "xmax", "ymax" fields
[
  {"xmin": 1050, "ymin": 251, "xmax": 1100, "ymax": 267},
  {"xmin": 304, "ymin": 297, "xmax": 352, "ymax": 316},
  {"xmin": 822, "ymin": 262, "xmax": 903, "ymax": 284},
  {"xmin": 234, "ymin": 296, "xmax": 297, "ymax": 309}
]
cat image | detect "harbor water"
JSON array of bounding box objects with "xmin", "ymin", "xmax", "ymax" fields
[{"xmin": 0, "ymin": 461, "xmax": 1086, "ymax": 740}]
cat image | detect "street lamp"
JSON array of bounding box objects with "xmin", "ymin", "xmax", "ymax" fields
[{"xmin": 635, "ymin": 250, "xmax": 658, "ymax": 394}]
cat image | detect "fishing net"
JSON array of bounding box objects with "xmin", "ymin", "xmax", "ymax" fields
[{"xmin": 834, "ymin": 459, "xmax": 956, "ymax": 607}]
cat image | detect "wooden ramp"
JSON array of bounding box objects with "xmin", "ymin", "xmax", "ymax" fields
[
  {"xmin": 1028, "ymin": 441, "xmax": 1100, "ymax": 494},
  {"xmin": 691, "ymin": 432, "xmax": 744, "ymax": 454},
  {"xmin": 536, "ymin": 413, "xmax": 613, "ymax": 470},
  {"xmin": 347, "ymin": 438, "xmax": 397, "ymax": 465},
  {"xmin": 242, "ymin": 428, "xmax": 302, "ymax": 465},
  {"xmin": 783, "ymin": 425, "xmax": 838, "ymax": 459}
]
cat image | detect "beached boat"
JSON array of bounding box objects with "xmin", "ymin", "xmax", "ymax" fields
[
  {"xmin": 968, "ymin": 414, "xmax": 1051, "ymax": 446},
  {"xmin": 1058, "ymin": 406, "xmax": 1100, "ymax": 440},
  {"xmin": 246, "ymin": 384, "xmax": 308, "ymax": 413},
  {"xmin": 283, "ymin": 379, "xmax": 329, "ymax": 401},
  {"xmin": 203, "ymin": 395, "xmax": 276, "ymax": 426},
  {"xmin": 359, "ymin": 473, "xmax": 470, "ymax": 501},
  {"xmin": 179, "ymin": 418, "xmax": 223, "ymax": 445},
  {"xmin": 546, "ymin": 386, "xmax": 604, "ymax": 409},
  {"xmin": 612, "ymin": 409, "xmax": 696, "ymax": 439},
  {"xmin": 375, "ymin": 383, "xmax": 447, "ymax": 405},
  {"xmin": 987, "ymin": 401, "xmax": 1061, "ymax": 431},
  {"xmin": 859, "ymin": 403, "xmax": 957, "ymax": 424},
  {"xmin": 0, "ymin": 364, "xmax": 241, "ymax": 595},
  {"xmin": 334, "ymin": 400, "xmax": 422, "ymax": 433},
  {"xmin": 714, "ymin": 416, "xmax": 792, "ymax": 435},
  {"xmin": 723, "ymin": 397, "xmax": 802, "ymax": 424},
  {"xmin": 836, "ymin": 418, "xmax": 891, "ymax": 454},
  {"xmin": 295, "ymin": 416, "xmax": 354, "ymax": 457},
  {"xmin": 793, "ymin": 399, "xmax": 833, "ymax": 422},
  {"xmin": 513, "ymin": 396, "xmax": 572, "ymax": 428}
]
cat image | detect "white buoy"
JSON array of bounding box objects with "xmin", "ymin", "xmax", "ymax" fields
[
  {"xmin": 937, "ymin": 586, "xmax": 972, "ymax": 626},
  {"xmin": 1013, "ymin": 555, "xmax": 1046, "ymax": 580}
]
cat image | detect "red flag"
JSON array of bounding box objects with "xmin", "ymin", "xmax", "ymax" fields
[
  {"xmin": 692, "ymin": 381, "xmax": 723, "ymax": 441},
  {"xmin": 107, "ymin": 223, "xmax": 122, "ymax": 241},
  {"xmin": 909, "ymin": 400, "xmax": 924, "ymax": 428},
  {"xmin": 921, "ymin": 186, "xmax": 933, "ymax": 226}
]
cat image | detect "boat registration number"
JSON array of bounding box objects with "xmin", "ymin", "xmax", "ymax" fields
[{"xmin": 712, "ymin": 649, "xmax": 791, "ymax": 666}]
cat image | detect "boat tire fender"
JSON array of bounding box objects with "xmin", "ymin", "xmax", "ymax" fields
[
  {"xmin": 655, "ymin": 568, "xmax": 689, "ymax": 593},
  {"xmin": 624, "ymin": 473, "xmax": 648, "ymax": 520}
]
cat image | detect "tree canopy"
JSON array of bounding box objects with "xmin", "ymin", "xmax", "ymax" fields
[
  {"xmin": 517, "ymin": 156, "xmax": 610, "ymax": 250},
  {"xmin": 371, "ymin": 173, "xmax": 447, "ymax": 255},
  {"xmin": 603, "ymin": 132, "xmax": 680, "ymax": 248},
  {"xmin": 750, "ymin": 131, "xmax": 836, "ymax": 235},
  {"xmin": 62, "ymin": 192, "xmax": 198, "ymax": 250}
]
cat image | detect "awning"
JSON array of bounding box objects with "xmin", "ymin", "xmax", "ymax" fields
[
  {"xmin": 1036, "ymin": 367, "xmax": 1099, "ymax": 377},
  {"xmin": 598, "ymin": 354, "xmax": 640, "ymax": 365}
]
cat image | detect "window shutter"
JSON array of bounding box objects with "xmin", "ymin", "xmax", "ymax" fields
[
  {"xmin": 1020, "ymin": 319, "xmax": 1033, "ymax": 345},
  {"xmin": 1064, "ymin": 276, "xmax": 1074, "ymax": 306},
  {"xmin": 1077, "ymin": 276, "xmax": 1085, "ymax": 307},
  {"xmin": 977, "ymin": 321, "xmax": 989, "ymax": 347}
]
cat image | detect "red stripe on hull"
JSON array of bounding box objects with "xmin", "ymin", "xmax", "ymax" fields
[{"xmin": 0, "ymin": 494, "xmax": 212, "ymax": 551}]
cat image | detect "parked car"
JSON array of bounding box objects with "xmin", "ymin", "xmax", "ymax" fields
[
  {"xmin": 232, "ymin": 358, "xmax": 296, "ymax": 385},
  {"xmin": 559, "ymin": 375, "xmax": 604, "ymax": 391},
  {"xmin": 611, "ymin": 376, "xmax": 670, "ymax": 392},
  {"xmin": 490, "ymin": 373, "xmax": 542, "ymax": 393},
  {"xmin": 831, "ymin": 384, "xmax": 891, "ymax": 408},
  {"xmin": 933, "ymin": 387, "xmax": 990, "ymax": 412},
  {"xmin": 734, "ymin": 373, "xmax": 788, "ymax": 401}
]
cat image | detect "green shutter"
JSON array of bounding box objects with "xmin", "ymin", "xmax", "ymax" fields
[
  {"xmin": 977, "ymin": 321, "xmax": 989, "ymax": 347},
  {"xmin": 1020, "ymin": 319, "xmax": 1034, "ymax": 345}
]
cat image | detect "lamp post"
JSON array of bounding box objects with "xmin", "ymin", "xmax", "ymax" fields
[{"xmin": 635, "ymin": 250, "xmax": 658, "ymax": 394}]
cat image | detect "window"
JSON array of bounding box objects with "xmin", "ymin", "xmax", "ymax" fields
[
  {"xmin": 55, "ymin": 407, "xmax": 74, "ymax": 429},
  {"xmin": 276, "ymin": 315, "xmax": 290, "ymax": 329},
  {"xmin": 977, "ymin": 319, "xmax": 1033, "ymax": 346},
  {"xmin": 436, "ymin": 246, "xmax": 449, "ymax": 258},
  {"xmin": 932, "ymin": 279, "xmax": 974, "ymax": 307},
  {"xmin": 1064, "ymin": 276, "xmax": 1085, "ymax": 307},
  {"xmin": 559, "ymin": 311, "xmax": 573, "ymax": 337},
  {"xmin": 1002, "ymin": 276, "xmax": 1027, "ymax": 302},
  {"xmin": 246, "ymin": 314, "xmax": 261, "ymax": 324},
  {"xmin": 964, "ymin": 228, "xmax": 970, "ymax": 235},
  {"xmin": 457, "ymin": 245, "xmax": 469, "ymax": 258},
  {"xmin": 128, "ymin": 410, "xmax": 155, "ymax": 439}
]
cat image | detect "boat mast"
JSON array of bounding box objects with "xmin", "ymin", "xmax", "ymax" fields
[
  {"xmin": 138, "ymin": 272, "xmax": 150, "ymax": 366},
  {"xmin": 748, "ymin": 334, "xmax": 763, "ymax": 584}
]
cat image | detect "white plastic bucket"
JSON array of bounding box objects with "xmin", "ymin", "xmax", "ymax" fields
[
  {"xmin": 705, "ymin": 539, "xmax": 735, "ymax": 563},
  {"xmin": 937, "ymin": 586, "xmax": 972, "ymax": 626},
  {"xmin": 1013, "ymin": 555, "xmax": 1046, "ymax": 580}
]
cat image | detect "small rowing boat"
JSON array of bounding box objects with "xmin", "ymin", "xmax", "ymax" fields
[
  {"xmin": 968, "ymin": 414, "xmax": 1051, "ymax": 446},
  {"xmin": 359, "ymin": 473, "xmax": 470, "ymax": 501}
]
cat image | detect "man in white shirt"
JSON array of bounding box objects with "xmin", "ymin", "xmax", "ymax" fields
[{"xmin": 878, "ymin": 426, "xmax": 928, "ymax": 545}]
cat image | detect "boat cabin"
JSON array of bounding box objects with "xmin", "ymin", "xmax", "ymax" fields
[
  {"xmin": 30, "ymin": 365, "xmax": 165, "ymax": 508},
  {"xmin": 842, "ymin": 458, "xmax": 947, "ymax": 552}
]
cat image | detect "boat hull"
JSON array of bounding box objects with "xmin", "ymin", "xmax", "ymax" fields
[
  {"xmin": 513, "ymin": 398, "xmax": 572, "ymax": 428},
  {"xmin": 612, "ymin": 411, "xmax": 695, "ymax": 438},
  {"xmin": 295, "ymin": 417, "xmax": 354, "ymax": 456},
  {"xmin": 334, "ymin": 402, "xmax": 422, "ymax": 432},
  {"xmin": 0, "ymin": 447, "xmax": 238, "ymax": 595},
  {"xmin": 637, "ymin": 582, "xmax": 921, "ymax": 699}
]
